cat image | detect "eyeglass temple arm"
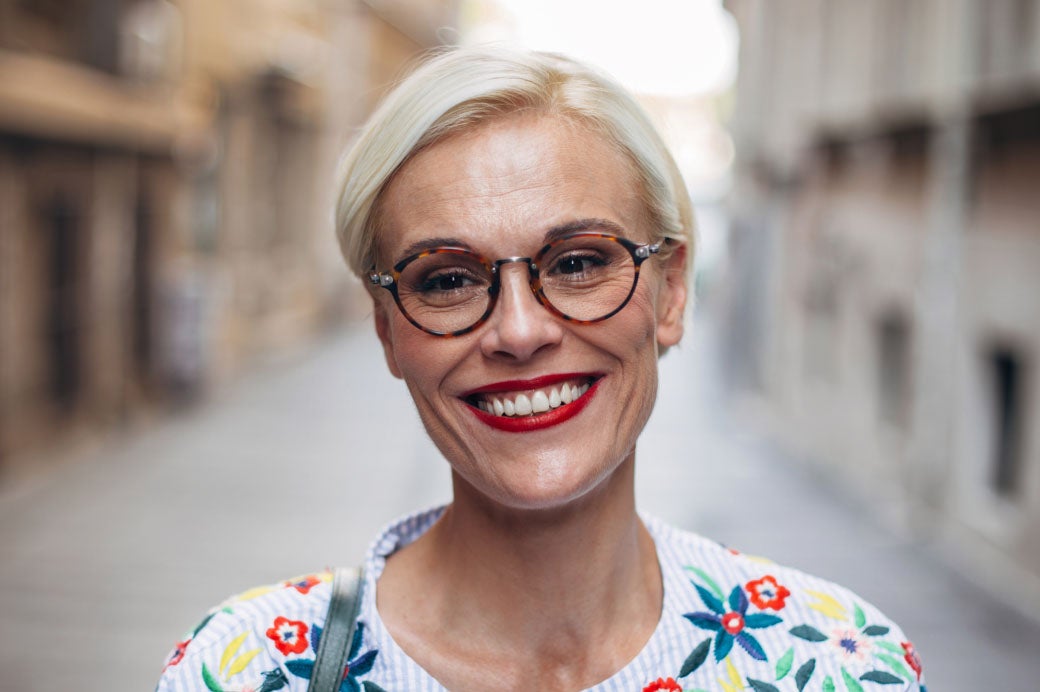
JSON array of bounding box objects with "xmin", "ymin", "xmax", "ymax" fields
[{"xmin": 635, "ymin": 242, "xmax": 662, "ymax": 261}]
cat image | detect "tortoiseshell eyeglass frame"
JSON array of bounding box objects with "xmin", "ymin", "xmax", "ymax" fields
[{"xmin": 368, "ymin": 231, "xmax": 665, "ymax": 337}]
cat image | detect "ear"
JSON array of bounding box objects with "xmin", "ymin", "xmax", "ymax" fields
[
  {"xmin": 655, "ymin": 243, "xmax": 687, "ymax": 350},
  {"xmin": 373, "ymin": 298, "xmax": 405, "ymax": 380}
]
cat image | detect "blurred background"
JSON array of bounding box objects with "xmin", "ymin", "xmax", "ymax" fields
[{"xmin": 2, "ymin": 0, "xmax": 1040, "ymax": 690}]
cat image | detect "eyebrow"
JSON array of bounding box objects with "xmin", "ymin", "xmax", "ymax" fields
[
  {"xmin": 544, "ymin": 218, "xmax": 628, "ymax": 243},
  {"xmin": 391, "ymin": 218, "xmax": 630, "ymax": 264}
]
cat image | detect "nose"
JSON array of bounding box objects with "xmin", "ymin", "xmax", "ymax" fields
[{"xmin": 479, "ymin": 261, "xmax": 563, "ymax": 361}]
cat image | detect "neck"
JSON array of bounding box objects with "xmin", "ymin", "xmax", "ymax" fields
[
  {"xmin": 377, "ymin": 454, "xmax": 663, "ymax": 688},
  {"xmin": 438, "ymin": 458, "xmax": 649, "ymax": 609}
]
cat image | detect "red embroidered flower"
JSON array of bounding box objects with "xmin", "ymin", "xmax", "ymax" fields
[
  {"xmin": 746, "ymin": 575, "xmax": 791, "ymax": 611},
  {"xmin": 902, "ymin": 641, "xmax": 923, "ymax": 680},
  {"xmin": 162, "ymin": 638, "xmax": 190, "ymax": 672},
  {"xmin": 721, "ymin": 611, "xmax": 746, "ymax": 635},
  {"xmin": 266, "ymin": 616, "xmax": 309, "ymax": 655},
  {"xmin": 285, "ymin": 575, "xmax": 321, "ymax": 594},
  {"xmin": 642, "ymin": 677, "xmax": 682, "ymax": 692}
]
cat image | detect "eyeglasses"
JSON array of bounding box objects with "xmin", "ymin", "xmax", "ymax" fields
[{"xmin": 369, "ymin": 231, "xmax": 664, "ymax": 337}]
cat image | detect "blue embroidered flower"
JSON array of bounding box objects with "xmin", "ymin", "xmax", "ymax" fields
[
  {"xmin": 284, "ymin": 621, "xmax": 381, "ymax": 692},
  {"xmin": 684, "ymin": 583, "xmax": 783, "ymax": 662}
]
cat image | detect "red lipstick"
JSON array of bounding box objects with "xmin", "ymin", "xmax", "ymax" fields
[{"xmin": 463, "ymin": 375, "xmax": 601, "ymax": 433}]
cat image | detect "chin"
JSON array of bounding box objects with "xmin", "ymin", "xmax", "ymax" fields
[{"xmin": 456, "ymin": 452, "xmax": 628, "ymax": 514}]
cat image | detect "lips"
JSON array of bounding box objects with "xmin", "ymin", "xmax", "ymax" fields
[{"xmin": 461, "ymin": 373, "xmax": 601, "ymax": 433}]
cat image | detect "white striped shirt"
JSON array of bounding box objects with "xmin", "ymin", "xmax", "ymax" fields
[{"xmin": 156, "ymin": 506, "xmax": 925, "ymax": 691}]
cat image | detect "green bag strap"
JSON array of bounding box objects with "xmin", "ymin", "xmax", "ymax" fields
[{"xmin": 308, "ymin": 566, "xmax": 364, "ymax": 692}]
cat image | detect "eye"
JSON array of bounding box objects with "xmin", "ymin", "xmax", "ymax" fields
[
  {"xmin": 557, "ymin": 255, "xmax": 593, "ymax": 274},
  {"xmin": 419, "ymin": 270, "xmax": 479, "ymax": 293},
  {"xmin": 547, "ymin": 250, "xmax": 608, "ymax": 278}
]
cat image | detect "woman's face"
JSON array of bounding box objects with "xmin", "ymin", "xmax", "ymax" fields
[{"xmin": 373, "ymin": 113, "xmax": 686, "ymax": 512}]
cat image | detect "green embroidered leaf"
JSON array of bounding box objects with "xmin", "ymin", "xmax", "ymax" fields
[
  {"xmin": 257, "ymin": 669, "xmax": 289, "ymax": 692},
  {"xmin": 822, "ymin": 675, "xmax": 835, "ymax": 692},
  {"xmin": 193, "ymin": 612, "xmax": 217, "ymax": 636},
  {"xmin": 362, "ymin": 683, "xmax": 388, "ymax": 692},
  {"xmin": 875, "ymin": 652, "xmax": 913, "ymax": 679},
  {"xmin": 795, "ymin": 659, "xmax": 816, "ymax": 691},
  {"xmin": 875, "ymin": 641, "xmax": 905, "ymax": 654},
  {"xmin": 863, "ymin": 625, "xmax": 890, "ymax": 637},
  {"xmin": 748, "ymin": 679, "xmax": 781, "ymax": 692},
  {"xmin": 790, "ymin": 625, "xmax": 828, "ymax": 642},
  {"xmin": 679, "ymin": 638, "xmax": 712, "ymax": 677},
  {"xmin": 854, "ymin": 603, "xmax": 866, "ymax": 629},
  {"xmin": 201, "ymin": 662, "xmax": 224, "ymax": 692},
  {"xmin": 841, "ymin": 667, "xmax": 865, "ymax": 692},
  {"xmin": 860, "ymin": 670, "xmax": 905, "ymax": 684},
  {"xmin": 775, "ymin": 647, "xmax": 794, "ymax": 680},
  {"xmin": 686, "ymin": 566, "xmax": 726, "ymax": 602}
]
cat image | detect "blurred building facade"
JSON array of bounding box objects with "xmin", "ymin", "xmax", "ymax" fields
[
  {"xmin": 0, "ymin": 0, "xmax": 456, "ymax": 475},
  {"xmin": 722, "ymin": 0, "xmax": 1040, "ymax": 616}
]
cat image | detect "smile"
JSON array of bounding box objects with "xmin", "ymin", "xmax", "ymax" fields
[{"xmin": 462, "ymin": 374, "xmax": 601, "ymax": 433}]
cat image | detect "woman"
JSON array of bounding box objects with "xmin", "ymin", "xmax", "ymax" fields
[{"xmin": 158, "ymin": 47, "xmax": 925, "ymax": 692}]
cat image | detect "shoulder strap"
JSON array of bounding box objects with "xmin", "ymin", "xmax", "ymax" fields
[{"xmin": 309, "ymin": 566, "xmax": 364, "ymax": 692}]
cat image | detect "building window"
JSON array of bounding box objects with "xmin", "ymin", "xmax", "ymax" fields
[
  {"xmin": 986, "ymin": 346, "xmax": 1028, "ymax": 497},
  {"xmin": 876, "ymin": 311, "xmax": 911, "ymax": 428}
]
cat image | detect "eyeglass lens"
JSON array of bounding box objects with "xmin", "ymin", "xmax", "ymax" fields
[{"xmin": 394, "ymin": 235, "xmax": 639, "ymax": 334}]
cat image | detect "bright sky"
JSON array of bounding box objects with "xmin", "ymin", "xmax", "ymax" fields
[{"xmin": 465, "ymin": 0, "xmax": 739, "ymax": 97}]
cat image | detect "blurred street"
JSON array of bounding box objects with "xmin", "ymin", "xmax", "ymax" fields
[{"xmin": 1, "ymin": 314, "xmax": 1039, "ymax": 691}]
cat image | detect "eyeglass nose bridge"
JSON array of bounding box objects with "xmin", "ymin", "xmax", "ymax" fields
[{"xmin": 488, "ymin": 256, "xmax": 541, "ymax": 295}]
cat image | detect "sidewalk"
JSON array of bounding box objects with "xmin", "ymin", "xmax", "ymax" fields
[{"xmin": 1, "ymin": 317, "xmax": 1039, "ymax": 690}]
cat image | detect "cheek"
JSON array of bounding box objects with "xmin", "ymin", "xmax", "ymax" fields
[
  {"xmin": 619, "ymin": 287, "xmax": 662, "ymax": 349},
  {"xmin": 386, "ymin": 316, "xmax": 465, "ymax": 398}
]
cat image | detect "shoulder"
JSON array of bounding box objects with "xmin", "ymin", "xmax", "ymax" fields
[
  {"xmin": 155, "ymin": 572, "xmax": 334, "ymax": 692},
  {"xmin": 647, "ymin": 518, "xmax": 927, "ymax": 691}
]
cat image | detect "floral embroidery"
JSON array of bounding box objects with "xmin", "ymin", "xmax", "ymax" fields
[
  {"xmin": 674, "ymin": 565, "xmax": 925, "ymax": 692},
  {"xmin": 829, "ymin": 627, "xmax": 872, "ymax": 663},
  {"xmin": 746, "ymin": 575, "xmax": 790, "ymax": 611},
  {"xmin": 787, "ymin": 603, "xmax": 926, "ymax": 689},
  {"xmin": 284, "ymin": 574, "xmax": 322, "ymax": 594},
  {"xmin": 199, "ymin": 633, "xmax": 286, "ymax": 691},
  {"xmin": 643, "ymin": 677, "xmax": 682, "ymax": 692},
  {"xmin": 902, "ymin": 641, "xmax": 923, "ymax": 680},
  {"xmin": 283, "ymin": 621, "xmax": 381, "ymax": 692},
  {"xmin": 202, "ymin": 665, "xmax": 288, "ymax": 692},
  {"xmin": 266, "ymin": 617, "xmax": 309, "ymax": 656},
  {"xmin": 683, "ymin": 579, "xmax": 783, "ymax": 667},
  {"xmin": 162, "ymin": 638, "xmax": 191, "ymax": 672}
]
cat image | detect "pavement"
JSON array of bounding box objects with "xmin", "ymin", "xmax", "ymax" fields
[{"xmin": 2, "ymin": 314, "xmax": 1040, "ymax": 691}]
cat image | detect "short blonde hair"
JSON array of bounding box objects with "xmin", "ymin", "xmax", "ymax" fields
[{"xmin": 335, "ymin": 45, "xmax": 695, "ymax": 277}]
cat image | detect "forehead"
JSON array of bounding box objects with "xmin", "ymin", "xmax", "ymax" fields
[{"xmin": 375, "ymin": 114, "xmax": 648, "ymax": 260}]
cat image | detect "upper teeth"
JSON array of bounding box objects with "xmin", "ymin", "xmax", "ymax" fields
[{"xmin": 477, "ymin": 382, "xmax": 591, "ymax": 417}]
